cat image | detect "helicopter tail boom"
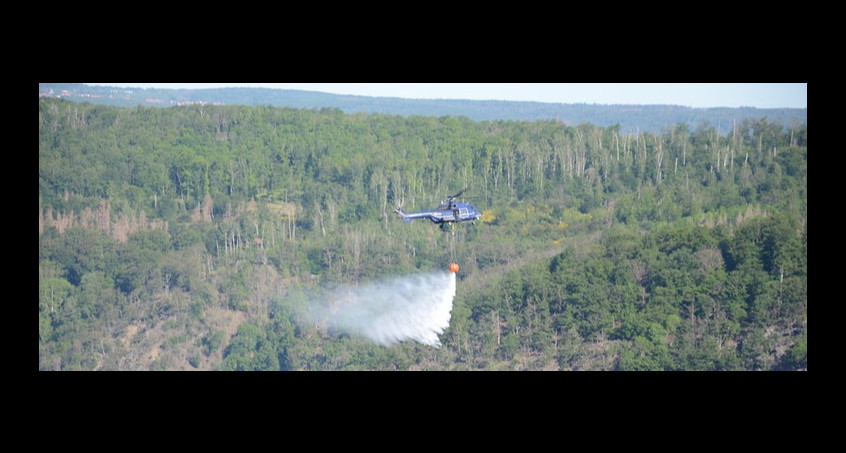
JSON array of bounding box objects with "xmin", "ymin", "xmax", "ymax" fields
[{"xmin": 394, "ymin": 207, "xmax": 416, "ymax": 223}]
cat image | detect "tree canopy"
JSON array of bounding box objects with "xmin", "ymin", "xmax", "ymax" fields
[{"xmin": 39, "ymin": 98, "xmax": 807, "ymax": 370}]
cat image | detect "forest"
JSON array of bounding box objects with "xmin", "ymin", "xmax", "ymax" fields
[{"xmin": 38, "ymin": 98, "xmax": 807, "ymax": 370}]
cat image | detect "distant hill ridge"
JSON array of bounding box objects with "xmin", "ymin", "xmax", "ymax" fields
[{"xmin": 39, "ymin": 83, "xmax": 807, "ymax": 135}]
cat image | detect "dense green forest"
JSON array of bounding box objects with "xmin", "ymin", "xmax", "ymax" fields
[{"xmin": 38, "ymin": 98, "xmax": 807, "ymax": 370}]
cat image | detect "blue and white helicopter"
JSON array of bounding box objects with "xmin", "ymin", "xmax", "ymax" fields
[{"xmin": 394, "ymin": 189, "xmax": 483, "ymax": 231}]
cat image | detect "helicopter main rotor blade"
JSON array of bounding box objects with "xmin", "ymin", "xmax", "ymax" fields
[{"xmin": 448, "ymin": 188, "xmax": 467, "ymax": 199}]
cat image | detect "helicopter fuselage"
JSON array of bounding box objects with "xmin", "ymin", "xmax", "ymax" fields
[{"xmin": 395, "ymin": 200, "xmax": 482, "ymax": 225}]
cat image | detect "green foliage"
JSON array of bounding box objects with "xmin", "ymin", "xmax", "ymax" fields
[
  {"xmin": 220, "ymin": 323, "xmax": 280, "ymax": 371},
  {"xmin": 38, "ymin": 98, "xmax": 806, "ymax": 370},
  {"xmin": 781, "ymin": 332, "xmax": 807, "ymax": 370},
  {"xmin": 202, "ymin": 330, "xmax": 225, "ymax": 356}
]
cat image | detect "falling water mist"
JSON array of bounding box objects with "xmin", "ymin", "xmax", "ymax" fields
[{"xmin": 291, "ymin": 271, "xmax": 456, "ymax": 347}]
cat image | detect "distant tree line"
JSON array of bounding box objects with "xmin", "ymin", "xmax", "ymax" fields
[{"xmin": 39, "ymin": 83, "xmax": 807, "ymax": 135}]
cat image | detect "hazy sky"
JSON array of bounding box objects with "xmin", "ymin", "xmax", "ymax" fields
[{"xmin": 86, "ymin": 83, "xmax": 807, "ymax": 109}]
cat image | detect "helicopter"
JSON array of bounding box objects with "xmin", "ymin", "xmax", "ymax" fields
[{"xmin": 394, "ymin": 189, "xmax": 483, "ymax": 230}]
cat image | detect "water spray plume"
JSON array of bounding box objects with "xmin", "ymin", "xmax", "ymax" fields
[{"xmin": 293, "ymin": 271, "xmax": 456, "ymax": 347}]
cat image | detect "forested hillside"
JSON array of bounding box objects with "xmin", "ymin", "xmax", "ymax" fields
[
  {"xmin": 38, "ymin": 98, "xmax": 807, "ymax": 370},
  {"xmin": 39, "ymin": 83, "xmax": 807, "ymax": 135}
]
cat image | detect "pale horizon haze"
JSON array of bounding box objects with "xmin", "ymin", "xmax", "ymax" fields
[{"xmin": 85, "ymin": 83, "xmax": 807, "ymax": 109}]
